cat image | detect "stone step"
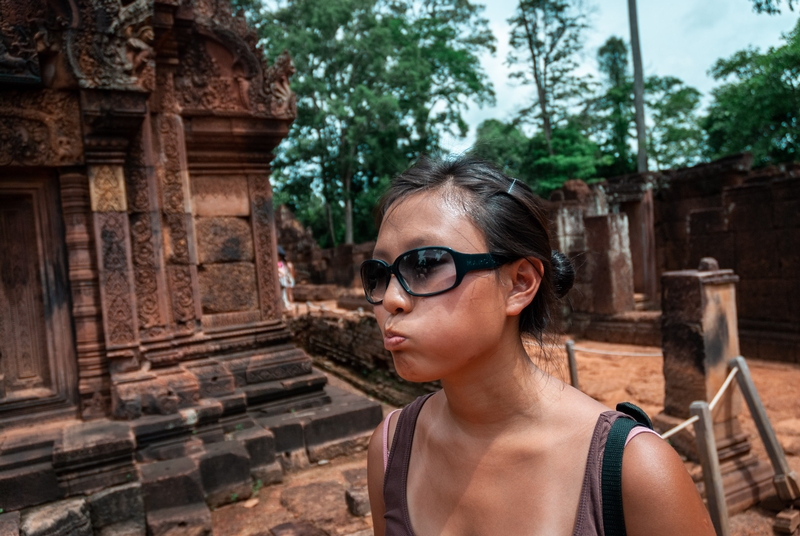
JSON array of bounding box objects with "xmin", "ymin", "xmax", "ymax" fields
[{"xmin": 139, "ymin": 457, "xmax": 205, "ymax": 512}]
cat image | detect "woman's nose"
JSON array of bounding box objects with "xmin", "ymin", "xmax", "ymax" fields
[{"xmin": 381, "ymin": 274, "xmax": 412, "ymax": 314}]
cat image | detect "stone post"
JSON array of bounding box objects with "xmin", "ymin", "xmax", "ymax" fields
[
  {"xmin": 584, "ymin": 214, "xmax": 635, "ymax": 315},
  {"xmin": 654, "ymin": 257, "xmax": 774, "ymax": 513}
]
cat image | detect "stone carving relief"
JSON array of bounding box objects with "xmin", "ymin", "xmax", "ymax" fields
[
  {"xmin": 96, "ymin": 212, "xmax": 136, "ymax": 346},
  {"xmin": 249, "ymin": 174, "xmax": 279, "ymax": 320},
  {"xmin": 65, "ymin": 0, "xmax": 155, "ymax": 91},
  {"xmin": 0, "ymin": 0, "xmax": 46, "ymax": 84},
  {"xmin": 174, "ymin": 0, "xmax": 296, "ymax": 119},
  {"xmin": 89, "ymin": 166, "xmax": 127, "ymax": 212},
  {"xmin": 0, "ymin": 91, "xmax": 83, "ymax": 166}
]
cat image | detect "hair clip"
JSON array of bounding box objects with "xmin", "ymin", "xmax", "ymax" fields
[{"xmin": 507, "ymin": 178, "xmax": 517, "ymax": 194}]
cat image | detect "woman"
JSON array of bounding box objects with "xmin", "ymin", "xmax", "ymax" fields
[{"xmin": 362, "ymin": 157, "xmax": 714, "ymax": 536}]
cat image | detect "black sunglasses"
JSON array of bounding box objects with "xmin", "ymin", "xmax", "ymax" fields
[{"xmin": 360, "ymin": 246, "xmax": 511, "ymax": 305}]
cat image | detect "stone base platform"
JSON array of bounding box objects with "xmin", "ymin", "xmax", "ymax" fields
[
  {"xmin": 571, "ymin": 311, "xmax": 662, "ymax": 347},
  {"xmin": 0, "ymin": 382, "xmax": 381, "ymax": 536}
]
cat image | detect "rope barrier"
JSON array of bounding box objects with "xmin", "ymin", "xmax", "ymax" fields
[{"xmin": 660, "ymin": 366, "xmax": 739, "ymax": 440}]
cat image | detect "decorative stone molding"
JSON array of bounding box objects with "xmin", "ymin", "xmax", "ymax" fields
[{"xmin": 0, "ymin": 91, "xmax": 83, "ymax": 166}]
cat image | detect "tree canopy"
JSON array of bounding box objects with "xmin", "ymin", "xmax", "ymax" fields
[
  {"xmin": 248, "ymin": 0, "xmax": 495, "ymax": 246},
  {"xmin": 704, "ymin": 19, "xmax": 800, "ymax": 167}
]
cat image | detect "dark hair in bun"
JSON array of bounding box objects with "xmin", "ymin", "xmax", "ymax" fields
[{"xmin": 378, "ymin": 155, "xmax": 574, "ymax": 341}]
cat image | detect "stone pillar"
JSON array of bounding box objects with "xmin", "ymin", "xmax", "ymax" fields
[
  {"xmin": 59, "ymin": 170, "xmax": 109, "ymax": 419},
  {"xmin": 654, "ymin": 258, "xmax": 774, "ymax": 513},
  {"xmin": 584, "ymin": 214, "xmax": 635, "ymax": 315}
]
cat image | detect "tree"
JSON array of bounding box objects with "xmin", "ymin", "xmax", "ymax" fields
[
  {"xmin": 472, "ymin": 118, "xmax": 604, "ymax": 196},
  {"xmin": 590, "ymin": 36, "xmax": 704, "ymax": 175},
  {"xmin": 645, "ymin": 77, "xmax": 703, "ymax": 170},
  {"xmin": 253, "ymin": 0, "xmax": 495, "ymax": 246},
  {"xmin": 703, "ymin": 20, "xmax": 800, "ymax": 167},
  {"xmin": 627, "ymin": 0, "xmax": 647, "ymax": 172},
  {"xmin": 751, "ymin": 0, "xmax": 797, "ymax": 13},
  {"xmin": 593, "ymin": 36, "xmax": 634, "ymax": 176},
  {"xmin": 507, "ymin": 0, "xmax": 591, "ymax": 156}
]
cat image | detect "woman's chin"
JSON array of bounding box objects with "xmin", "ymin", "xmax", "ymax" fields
[{"xmin": 392, "ymin": 355, "xmax": 441, "ymax": 384}]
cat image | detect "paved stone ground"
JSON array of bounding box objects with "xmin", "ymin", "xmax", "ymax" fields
[{"xmin": 212, "ymin": 339, "xmax": 800, "ymax": 536}]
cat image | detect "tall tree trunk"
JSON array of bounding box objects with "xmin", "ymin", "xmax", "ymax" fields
[
  {"xmin": 628, "ymin": 0, "xmax": 648, "ymax": 172},
  {"xmin": 520, "ymin": 8, "xmax": 554, "ymax": 156},
  {"xmin": 325, "ymin": 201, "xmax": 337, "ymax": 247}
]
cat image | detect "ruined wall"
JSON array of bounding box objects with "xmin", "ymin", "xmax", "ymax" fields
[{"xmin": 687, "ymin": 175, "xmax": 800, "ymax": 363}]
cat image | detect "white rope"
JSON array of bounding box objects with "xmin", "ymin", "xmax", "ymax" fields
[
  {"xmin": 661, "ymin": 366, "xmax": 740, "ymax": 440},
  {"xmin": 709, "ymin": 367, "xmax": 739, "ymax": 412},
  {"xmin": 662, "ymin": 415, "xmax": 699, "ymax": 440}
]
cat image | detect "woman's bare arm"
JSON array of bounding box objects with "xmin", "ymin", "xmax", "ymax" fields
[{"xmin": 622, "ymin": 433, "xmax": 716, "ymax": 536}]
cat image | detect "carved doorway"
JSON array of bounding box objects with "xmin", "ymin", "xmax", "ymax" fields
[{"xmin": 0, "ymin": 173, "xmax": 78, "ymax": 427}]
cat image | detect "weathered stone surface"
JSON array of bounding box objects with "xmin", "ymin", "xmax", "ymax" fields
[
  {"xmin": 146, "ymin": 505, "xmax": 212, "ymax": 536},
  {"xmin": 198, "ymin": 263, "xmax": 258, "ymax": 314},
  {"xmin": 345, "ymin": 486, "xmax": 370, "ymax": 517},
  {"xmin": 87, "ymin": 482, "xmax": 145, "ymax": 535},
  {"xmin": 270, "ymin": 521, "xmax": 328, "ymax": 536},
  {"xmin": 584, "ymin": 214, "xmax": 635, "ymax": 315},
  {"xmin": 112, "ymin": 370, "xmax": 201, "ymax": 420},
  {"xmin": 184, "ymin": 361, "xmax": 236, "ymax": 400},
  {"xmin": 0, "ymin": 463, "xmax": 64, "ymax": 512},
  {"xmin": 0, "ymin": 511, "xmax": 20, "ymax": 536},
  {"xmin": 195, "ymin": 441, "xmax": 252, "ymax": 507},
  {"xmin": 19, "ymin": 498, "xmax": 92, "ymax": 536},
  {"xmin": 139, "ymin": 457, "xmax": 205, "ymax": 512},
  {"xmin": 196, "ymin": 218, "xmax": 254, "ymax": 264},
  {"xmin": 192, "ymin": 177, "xmax": 250, "ymax": 217},
  {"xmin": 251, "ymin": 460, "xmax": 283, "ymax": 486},
  {"xmin": 231, "ymin": 427, "xmax": 276, "ymax": 467}
]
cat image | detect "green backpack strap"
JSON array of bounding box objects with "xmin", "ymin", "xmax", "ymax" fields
[{"xmin": 601, "ymin": 402, "xmax": 654, "ymax": 536}]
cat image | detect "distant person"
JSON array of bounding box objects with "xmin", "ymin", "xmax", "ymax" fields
[
  {"xmin": 277, "ymin": 246, "xmax": 295, "ymax": 310},
  {"xmin": 361, "ymin": 156, "xmax": 715, "ymax": 536}
]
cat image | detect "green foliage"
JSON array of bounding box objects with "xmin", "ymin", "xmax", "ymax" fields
[
  {"xmin": 645, "ymin": 76, "xmax": 704, "ymax": 170},
  {"xmin": 507, "ymin": 0, "xmax": 592, "ymax": 152},
  {"xmin": 249, "ymin": 0, "xmax": 495, "ymax": 245},
  {"xmin": 473, "ymin": 119, "xmax": 605, "ymax": 196},
  {"xmin": 588, "ymin": 36, "xmax": 704, "ymax": 175},
  {"xmin": 703, "ymin": 20, "xmax": 800, "ymax": 167},
  {"xmin": 751, "ymin": 0, "xmax": 797, "ymax": 13}
]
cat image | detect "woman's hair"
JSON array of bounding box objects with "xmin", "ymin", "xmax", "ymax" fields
[{"xmin": 377, "ymin": 155, "xmax": 575, "ymax": 341}]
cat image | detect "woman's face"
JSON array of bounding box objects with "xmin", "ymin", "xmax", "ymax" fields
[{"xmin": 372, "ymin": 192, "xmax": 512, "ymax": 383}]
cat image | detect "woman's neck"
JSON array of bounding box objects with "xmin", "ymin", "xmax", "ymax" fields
[{"xmin": 438, "ymin": 329, "xmax": 557, "ymax": 433}]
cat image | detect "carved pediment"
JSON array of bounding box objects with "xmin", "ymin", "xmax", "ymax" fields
[
  {"xmin": 175, "ymin": 0, "xmax": 296, "ymax": 119},
  {"xmin": 0, "ymin": 0, "xmax": 47, "ymax": 85}
]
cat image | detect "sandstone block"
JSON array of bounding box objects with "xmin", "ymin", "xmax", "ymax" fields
[
  {"xmin": 724, "ymin": 183, "xmax": 773, "ymax": 231},
  {"xmin": 198, "ymin": 262, "xmax": 257, "ymax": 314},
  {"xmin": 184, "ymin": 361, "xmax": 236, "ymax": 399},
  {"xmin": 270, "ymin": 521, "xmax": 328, "ymax": 536},
  {"xmin": 345, "ymin": 487, "xmax": 370, "ymax": 517},
  {"xmin": 87, "ymin": 482, "xmax": 145, "ymax": 535},
  {"xmin": 734, "ymin": 231, "xmax": 779, "ymax": 279},
  {"xmin": 19, "ymin": 498, "xmax": 92, "ymax": 536},
  {"xmin": 0, "ymin": 511, "xmax": 20, "ymax": 536},
  {"xmin": 195, "ymin": 441, "xmax": 252, "ymax": 507},
  {"xmin": 0, "ymin": 463, "xmax": 63, "ymax": 512},
  {"xmin": 195, "ymin": 217, "xmax": 254, "ymax": 264},
  {"xmin": 251, "ymin": 459, "xmax": 283, "ymax": 486},
  {"xmin": 145, "ymin": 504, "xmax": 211, "ymax": 536},
  {"xmin": 139, "ymin": 457, "xmax": 205, "ymax": 512},
  {"xmin": 192, "ymin": 176, "xmax": 250, "ymax": 217},
  {"xmin": 231, "ymin": 426, "xmax": 276, "ymax": 467}
]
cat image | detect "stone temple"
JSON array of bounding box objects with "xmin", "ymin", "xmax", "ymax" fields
[{"xmin": 0, "ymin": 0, "xmax": 381, "ymax": 532}]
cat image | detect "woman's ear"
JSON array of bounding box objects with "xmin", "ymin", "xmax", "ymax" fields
[{"xmin": 504, "ymin": 257, "xmax": 543, "ymax": 316}]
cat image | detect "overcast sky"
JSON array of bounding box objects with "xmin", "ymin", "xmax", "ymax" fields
[{"xmin": 442, "ymin": 0, "xmax": 799, "ymax": 152}]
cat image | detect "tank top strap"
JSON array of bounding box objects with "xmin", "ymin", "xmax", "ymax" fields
[{"xmin": 383, "ymin": 392, "xmax": 435, "ymax": 536}]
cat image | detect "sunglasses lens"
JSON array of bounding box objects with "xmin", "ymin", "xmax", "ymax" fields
[
  {"xmin": 398, "ymin": 248, "xmax": 457, "ymax": 296},
  {"xmin": 361, "ymin": 261, "xmax": 390, "ymax": 303}
]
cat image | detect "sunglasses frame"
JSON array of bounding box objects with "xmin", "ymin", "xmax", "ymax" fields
[{"xmin": 360, "ymin": 246, "xmax": 511, "ymax": 305}]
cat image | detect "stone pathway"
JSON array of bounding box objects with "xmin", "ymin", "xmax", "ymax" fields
[{"xmin": 212, "ymin": 339, "xmax": 800, "ymax": 536}]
